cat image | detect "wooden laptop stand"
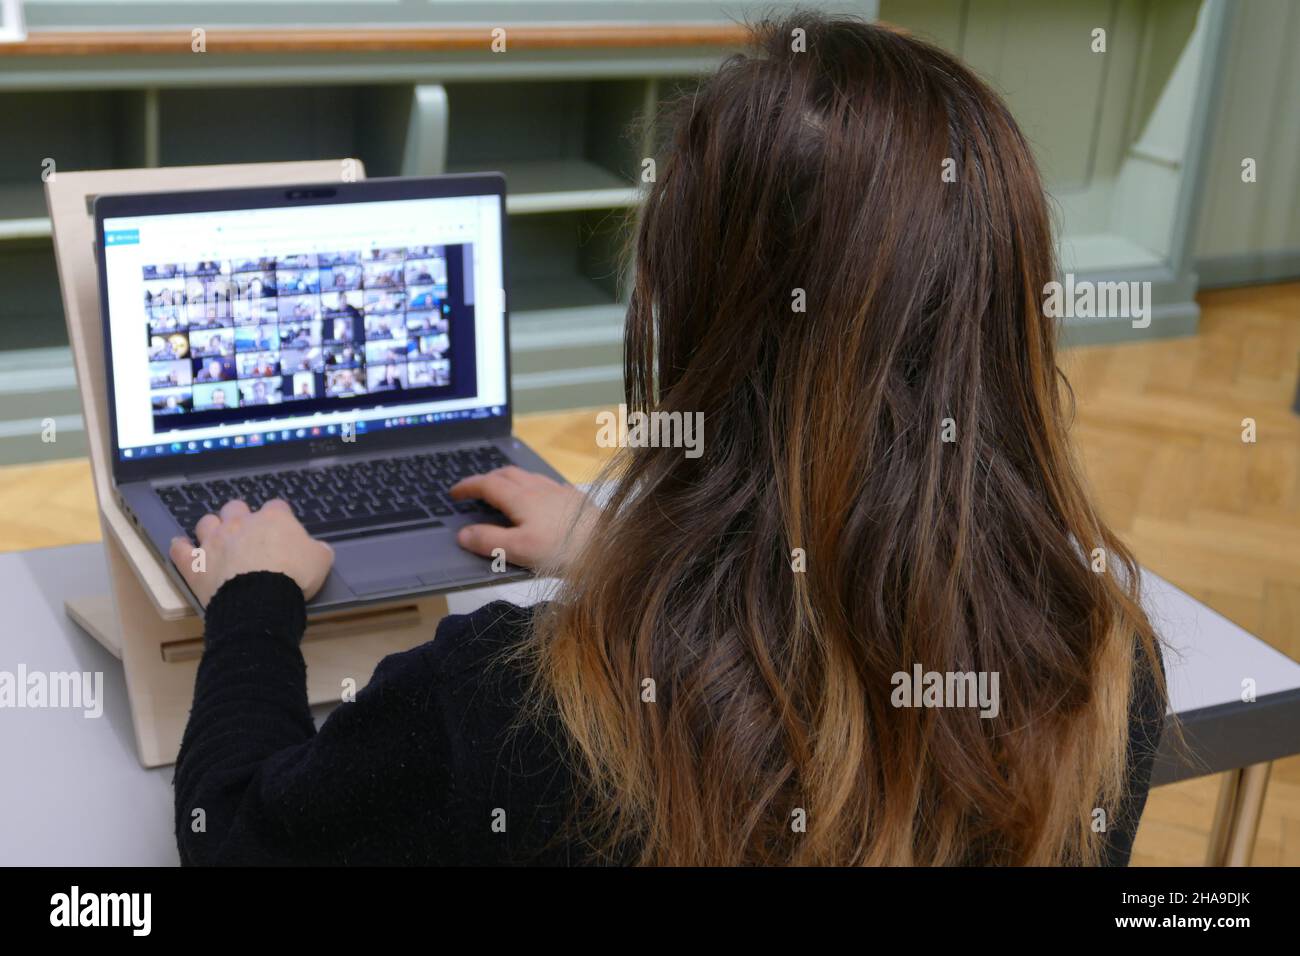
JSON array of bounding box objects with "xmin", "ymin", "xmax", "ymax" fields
[{"xmin": 49, "ymin": 160, "xmax": 448, "ymax": 769}]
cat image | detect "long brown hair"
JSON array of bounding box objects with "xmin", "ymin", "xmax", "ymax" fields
[{"xmin": 526, "ymin": 12, "xmax": 1165, "ymax": 865}]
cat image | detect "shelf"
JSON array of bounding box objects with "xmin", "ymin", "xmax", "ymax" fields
[
  {"xmin": 158, "ymin": 86, "xmax": 359, "ymax": 168},
  {"xmin": 513, "ymin": 301, "xmax": 626, "ymax": 336},
  {"xmin": 1060, "ymin": 233, "xmax": 1166, "ymax": 275},
  {"xmin": 0, "ymin": 346, "xmax": 87, "ymax": 467},
  {"xmin": 512, "ymin": 276, "xmax": 623, "ymax": 316},
  {"xmin": 446, "ymin": 79, "xmax": 647, "ymax": 212},
  {"xmin": 0, "ymin": 185, "xmax": 51, "ymax": 240},
  {"xmin": 449, "ymin": 159, "xmax": 641, "ymax": 215},
  {"xmin": 507, "ymin": 208, "xmax": 628, "ymax": 314},
  {"xmin": 511, "ymin": 301, "xmax": 624, "ymax": 381},
  {"xmin": 0, "ymin": 238, "xmax": 65, "ymax": 348},
  {"xmin": 0, "ymin": 90, "xmax": 149, "ymax": 243}
]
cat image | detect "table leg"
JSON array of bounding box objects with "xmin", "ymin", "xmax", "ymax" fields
[{"xmin": 1205, "ymin": 762, "xmax": 1273, "ymax": 866}]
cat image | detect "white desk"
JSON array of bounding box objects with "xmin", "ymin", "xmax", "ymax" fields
[{"xmin": 3, "ymin": 542, "xmax": 1298, "ymax": 866}]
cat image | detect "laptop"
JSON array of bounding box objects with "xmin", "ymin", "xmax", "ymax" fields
[{"xmin": 93, "ymin": 173, "xmax": 566, "ymax": 612}]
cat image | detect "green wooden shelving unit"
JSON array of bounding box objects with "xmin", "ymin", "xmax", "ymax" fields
[{"xmin": 0, "ymin": 0, "xmax": 1237, "ymax": 465}]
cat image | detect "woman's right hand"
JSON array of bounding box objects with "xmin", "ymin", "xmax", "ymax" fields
[{"xmin": 449, "ymin": 467, "xmax": 598, "ymax": 572}]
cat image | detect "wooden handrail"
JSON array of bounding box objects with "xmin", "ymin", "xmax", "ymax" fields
[{"xmin": 0, "ymin": 25, "xmax": 753, "ymax": 57}]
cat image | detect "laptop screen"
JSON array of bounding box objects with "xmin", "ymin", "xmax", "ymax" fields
[{"xmin": 98, "ymin": 180, "xmax": 508, "ymax": 472}]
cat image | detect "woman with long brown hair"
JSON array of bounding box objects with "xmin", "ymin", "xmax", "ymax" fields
[{"xmin": 171, "ymin": 12, "xmax": 1165, "ymax": 866}]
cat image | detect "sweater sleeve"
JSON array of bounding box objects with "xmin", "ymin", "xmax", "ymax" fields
[{"xmin": 173, "ymin": 571, "xmax": 468, "ymax": 865}]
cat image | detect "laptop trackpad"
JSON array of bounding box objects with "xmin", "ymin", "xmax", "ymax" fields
[{"xmin": 333, "ymin": 531, "xmax": 491, "ymax": 595}]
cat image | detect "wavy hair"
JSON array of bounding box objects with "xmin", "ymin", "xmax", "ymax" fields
[{"xmin": 525, "ymin": 12, "xmax": 1165, "ymax": 865}]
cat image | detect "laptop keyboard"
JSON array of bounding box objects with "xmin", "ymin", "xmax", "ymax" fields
[{"xmin": 156, "ymin": 444, "xmax": 511, "ymax": 542}]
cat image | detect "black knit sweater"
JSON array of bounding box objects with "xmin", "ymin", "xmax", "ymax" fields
[{"xmin": 174, "ymin": 571, "xmax": 1163, "ymax": 865}]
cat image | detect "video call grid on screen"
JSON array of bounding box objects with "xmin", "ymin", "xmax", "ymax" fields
[
  {"xmin": 101, "ymin": 193, "xmax": 508, "ymax": 457},
  {"xmin": 143, "ymin": 246, "xmax": 458, "ymax": 422}
]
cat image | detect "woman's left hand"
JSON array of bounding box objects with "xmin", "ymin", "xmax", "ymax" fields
[{"xmin": 169, "ymin": 499, "xmax": 335, "ymax": 607}]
